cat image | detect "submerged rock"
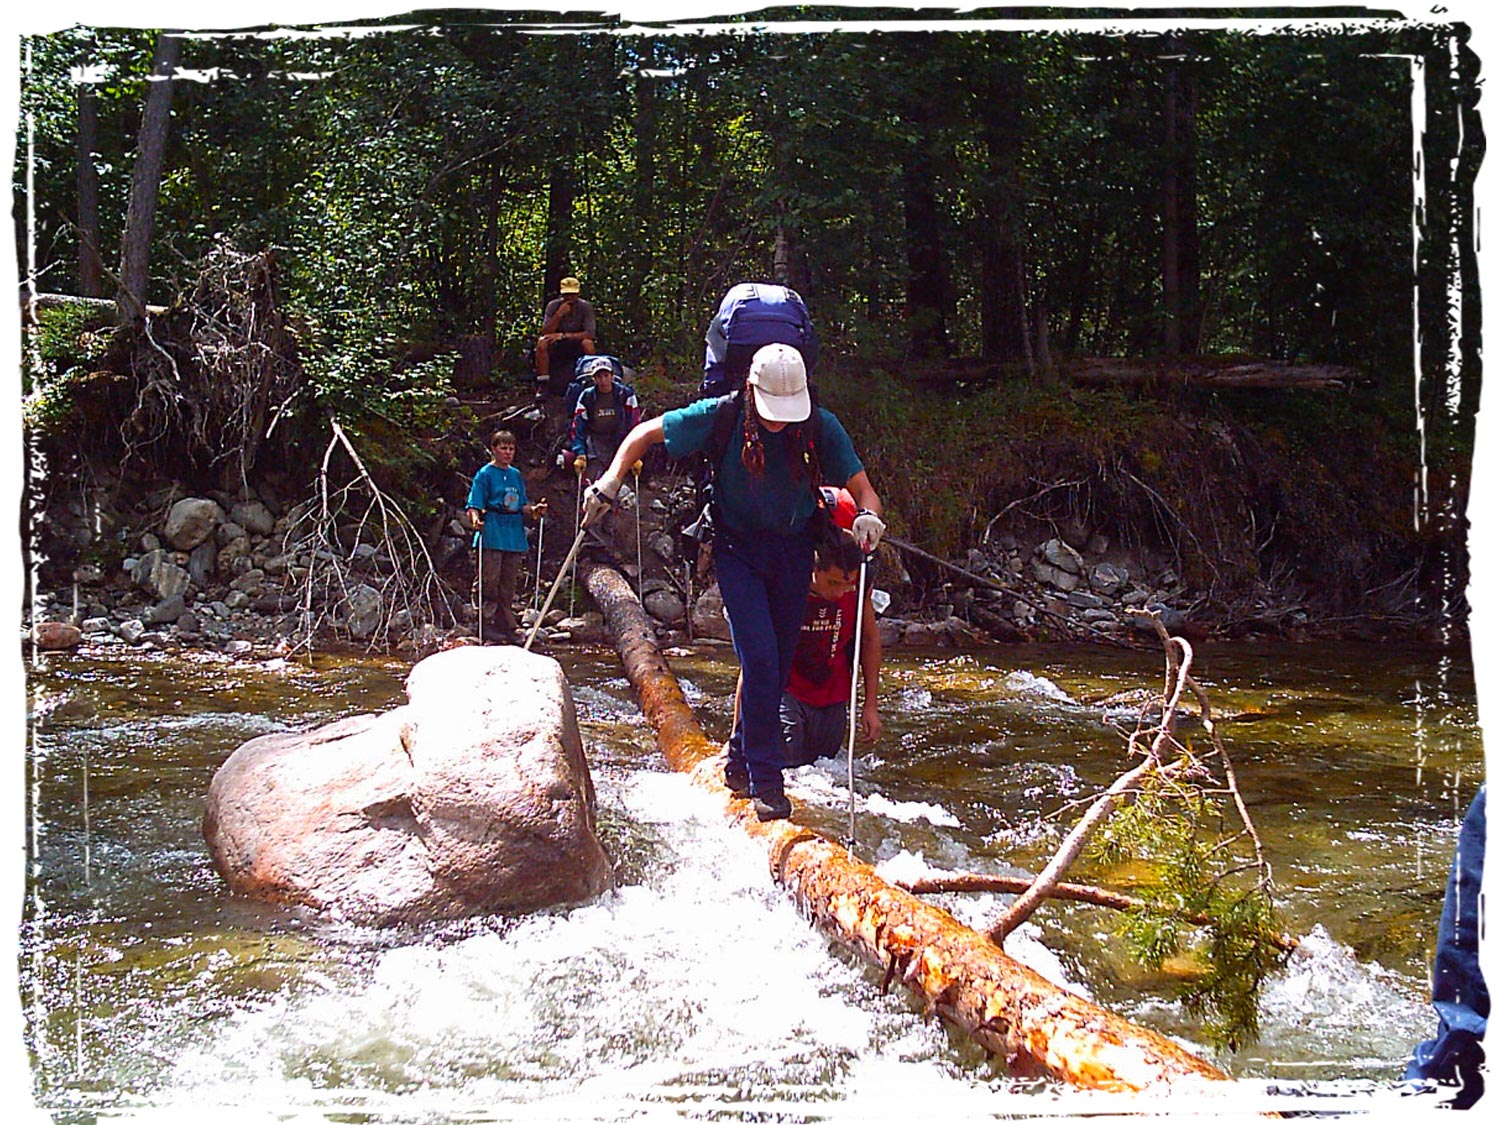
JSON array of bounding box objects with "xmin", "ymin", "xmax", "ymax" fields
[{"xmin": 203, "ymin": 645, "xmax": 613, "ymax": 925}]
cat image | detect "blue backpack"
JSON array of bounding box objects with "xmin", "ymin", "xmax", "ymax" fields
[
  {"xmin": 700, "ymin": 283, "xmax": 818, "ymax": 397},
  {"xmin": 565, "ymin": 355, "xmax": 631, "ymax": 415}
]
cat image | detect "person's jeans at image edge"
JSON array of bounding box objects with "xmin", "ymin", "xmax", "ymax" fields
[
  {"xmin": 715, "ymin": 527, "xmax": 814, "ymax": 798},
  {"xmin": 1405, "ymin": 784, "xmax": 1487, "ymax": 1109}
]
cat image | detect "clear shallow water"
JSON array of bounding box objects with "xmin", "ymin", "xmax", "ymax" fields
[{"xmin": 19, "ymin": 639, "xmax": 1484, "ymax": 1119}]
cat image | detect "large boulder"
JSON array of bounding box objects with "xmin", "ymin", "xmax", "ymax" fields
[
  {"xmin": 203, "ymin": 645, "xmax": 613, "ymax": 925},
  {"xmin": 164, "ymin": 497, "xmax": 226, "ymax": 551},
  {"xmin": 229, "ymin": 499, "xmax": 276, "ymax": 537}
]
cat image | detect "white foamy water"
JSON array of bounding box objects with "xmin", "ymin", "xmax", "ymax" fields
[
  {"xmin": 146, "ymin": 770, "xmax": 1018, "ymax": 1118},
  {"xmin": 1237, "ymin": 926, "xmax": 1435, "ymax": 1075},
  {"xmin": 1002, "ymin": 670, "xmax": 1075, "ymax": 703},
  {"xmin": 785, "ymin": 756, "xmax": 963, "ymax": 827}
]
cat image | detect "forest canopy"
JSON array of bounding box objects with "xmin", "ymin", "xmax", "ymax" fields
[{"xmin": 14, "ymin": 8, "xmax": 1475, "ymax": 409}]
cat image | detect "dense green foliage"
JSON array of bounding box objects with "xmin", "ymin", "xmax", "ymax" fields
[
  {"xmin": 15, "ymin": 12, "xmax": 1476, "ymax": 411},
  {"xmin": 1091, "ymin": 780, "xmax": 1289, "ymax": 1053},
  {"xmin": 13, "ymin": 9, "xmax": 1478, "ymax": 612}
]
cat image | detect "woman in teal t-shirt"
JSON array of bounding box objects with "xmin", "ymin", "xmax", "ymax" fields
[{"xmin": 581, "ymin": 344, "xmax": 884, "ymax": 820}]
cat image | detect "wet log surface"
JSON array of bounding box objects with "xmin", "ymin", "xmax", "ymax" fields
[{"xmin": 581, "ymin": 560, "xmax": 1232, "ymax": 1093}]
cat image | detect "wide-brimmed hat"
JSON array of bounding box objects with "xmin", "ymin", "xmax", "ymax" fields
[
  {"xmin": 559, "ymin": 276, "xmax": 581, "ymax": 294},
  {"xmin": 747, "ymin": 343, "xmax": 811, "ymax": 424}
]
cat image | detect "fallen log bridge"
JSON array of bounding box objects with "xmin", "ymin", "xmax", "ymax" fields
[{"xmin": 581, "ymin": 561, "xmax": 1232, "ymax": 1094}]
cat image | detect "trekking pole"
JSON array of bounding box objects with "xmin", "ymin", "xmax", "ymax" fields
[
  {"xmin": 525, "ymin": 524, "xmax": 590, "ymax": 651},
  {"xmin": 632, "ymin": 459, "xmax": 644, "ymax": 602},
  {"xmin": 473, "ymin": 526, "xmax": 484, "ymax": 643},
  {"xmin": 571, "ymin": 456, "xmax": 586, "ymax": 616},
  {"xmin": 532, "ymin": 515, "xmax": 545, "ymax": 612},
  {"xmin": 845, "ymin": 552, "xmax": 870, "ymax": 852}
]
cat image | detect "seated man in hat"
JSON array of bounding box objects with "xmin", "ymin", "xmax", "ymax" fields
[{"xmin": 534, "ymin": 276, "xmax": 597, "ymax": 397}]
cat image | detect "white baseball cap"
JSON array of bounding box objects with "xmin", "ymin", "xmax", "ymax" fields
[{"xmin": 747, "ymin": 343, "xmax": 811, "ymax": 423}]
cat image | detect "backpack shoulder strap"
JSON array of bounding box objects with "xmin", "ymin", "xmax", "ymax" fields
[{"xmin": 705, "ymin": 394, "xmax": 740, "ymax": 469}]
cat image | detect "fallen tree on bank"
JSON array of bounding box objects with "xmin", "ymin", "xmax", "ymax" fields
[{"xmin": 580, "ymin": 560, "xmax": 1231, "ymax": 1094}]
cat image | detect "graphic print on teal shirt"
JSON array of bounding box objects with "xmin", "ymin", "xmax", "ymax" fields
[{"xmin": 466, "ymin": 463, "xmax": 529, "ymax": 552}]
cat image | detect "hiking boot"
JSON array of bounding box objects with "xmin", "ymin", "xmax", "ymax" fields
[
  {"xmin": 723, "ymin": 759, "xmax": 751, "ymax": 799},
  {"xmin": 753, "ymin": 792, "xmax": 792, "ymax": 822}
]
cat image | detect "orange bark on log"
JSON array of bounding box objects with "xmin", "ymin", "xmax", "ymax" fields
[{"xmin": 581, "ymin": 561, "xmax": 1232, "ymax": 1093}]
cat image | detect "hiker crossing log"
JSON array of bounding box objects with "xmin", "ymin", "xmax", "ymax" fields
[{"xmin": 580, "ymin": 560, "xmax": 1231, "ymax": 1093}]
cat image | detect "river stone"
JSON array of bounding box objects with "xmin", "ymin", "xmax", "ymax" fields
[
  {"xmin": 146, "ymin": 593, "xmax": 188, "ymax": 625},
  {"xmin": 690, "ymin": 584, "xmax": 733, "ymax": 641},
  {"xmin": 1132, "ymin": 604, "xmax": 1187, "ymax": 634},
  {"xmin": 33, "ymin": 621, "xmax": 82, "ymax": 650},
  {"xmin": 72, "ymin": 563, "xmax": 106, "ymax": 586},
  {"xmin": 1031, "ymin": 557, "xmax": 1082, "ymax": 593},
  {"xmin": 203, "ymin": 645, "xmax": 612, "ymax": 925},
  {"xmin": 1065, "ymin": 590, "xmax": 1106, "ymax": 610},
  {"xmin": 230, "ymin": 568, "xmax": 266, "ymax": 596},
  {"xmin": 134, "ymin": 549, "xmax": 194, "ymax": 599},
  {"xmin": 1090, "ymin": 563, "xmax": 1131, "ymax": 598},
  {"xmin": 229, "ymin": 500, "xmax": 276, "ymax": 537},
  {"xmin": 188, "ymin": 540, "xmax": 218, "ymax": 589},
  {"xmin": 1037, "ymin": 537, "xmax": 1085, "ymax": 574},
  {"xmin": 648, "ymin": 532, "xmax": 676, "ymax": 562},
  {"xmin": 642, "ymin": 589, "xmax": 686, "ymax": 625},
  {"xmin": 344, "ymin": 583, "xmax": 383, "ymax": 639},
  {"xmin": 164, "ymin": 498, "xmax": 225, "ymax": 551}
]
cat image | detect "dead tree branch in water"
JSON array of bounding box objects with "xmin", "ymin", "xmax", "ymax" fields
[
  {"xmin": 981, "ymin": 608, "xmax": 1285, "ymax": 1050},
  {"xmin": 281, "ymin": 418, "xmax": 457, "ymax": 658},
  {"xmin": 900, "ymin": 874, "xmax": 1297, "ymax": 954}
]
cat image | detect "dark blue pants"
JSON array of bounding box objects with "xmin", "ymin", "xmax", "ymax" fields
[
  {"xmin": 1405, "ymin": 784, "xmax": 1487, "ymax": 1107},
  {"xmin": 716, "ymin": 527, "xmax": 814, "ymax": 797}
]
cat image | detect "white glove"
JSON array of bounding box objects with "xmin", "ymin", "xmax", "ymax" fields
[
  {"xmin": 852, "ymin": 509, "xmax": 885, "ymax": 553},
  {"xmin": 581, "ymin": 475, "xmax": 622, "ymax": 527}
]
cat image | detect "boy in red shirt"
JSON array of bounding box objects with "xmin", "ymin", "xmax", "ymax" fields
[{"xmin": 782, "ymin": 528, "xmax": 882, "ymax": 766}]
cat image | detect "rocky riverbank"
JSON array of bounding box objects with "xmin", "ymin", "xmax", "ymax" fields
[{"xmin": 24, "ymin": 459, "xmax": 1223, "ymax": 662}]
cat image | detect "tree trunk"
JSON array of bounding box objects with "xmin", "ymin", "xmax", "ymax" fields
[
  {"xmin": 77, "ymin": 83, "xmax": 103, "ymax": 297},
  {"xmin": 624, "ymin": 43, "xmax": 658, "ymax": 342},
  {"xmin": 544, "ymin": 157, "xmax": 575, "ymax": 305},
  {"xmin": 901, "ymin": 103, "xmax": 949, "ymax": 358},
  {"xmin": 116, "ymin": 33, "xmax": 180, "ymax": 323},
  {"xmin": 543, "ymin": 40, "xmax": 579, "ymax": 306},
  {"xmin": 1161, "ymin": 50, "xmax": 1202, "ymax": 356},
  {"xmin": 977, "ymin": 60, "xmax": 1027, "ymax": 363},
  {"xmin": 580, "ymin": 561, "xmax": 1231, "ymax": 1093}
]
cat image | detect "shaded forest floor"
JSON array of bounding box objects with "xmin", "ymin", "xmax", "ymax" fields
[{"xmin": 430, "ymin": 351, "xmax": 1468, "ymax": 647}]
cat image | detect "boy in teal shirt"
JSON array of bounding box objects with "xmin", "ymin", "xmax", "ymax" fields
[{"xmin": 466, "ymin": 430, "xmax": 547, "ymax": 643}]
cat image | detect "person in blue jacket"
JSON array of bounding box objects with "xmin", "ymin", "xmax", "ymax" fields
[
  {"xmin": 581, "ymin": 343, "xmax": 884, "ymax": 821},
  {"xmin": 466, "ymin": 430, "xmax": 546, "ymax": 644},
  {"xmin": 569, "ymin": 356, "xmax": 642, "ymax": 482},
  {"xmin": 1405, "ymin": 783, "xmax": 1487, "ymax": 1108}
]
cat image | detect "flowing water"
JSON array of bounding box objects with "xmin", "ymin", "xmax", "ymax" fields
[{"xmin": 18, "ymin": 638, "xmax": 1485, "ymax": 1120}]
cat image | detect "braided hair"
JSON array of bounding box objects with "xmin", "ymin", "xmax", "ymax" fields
[{"xmin": 738, "ymin": 383, "xmax": 822, "ymax": 486}]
